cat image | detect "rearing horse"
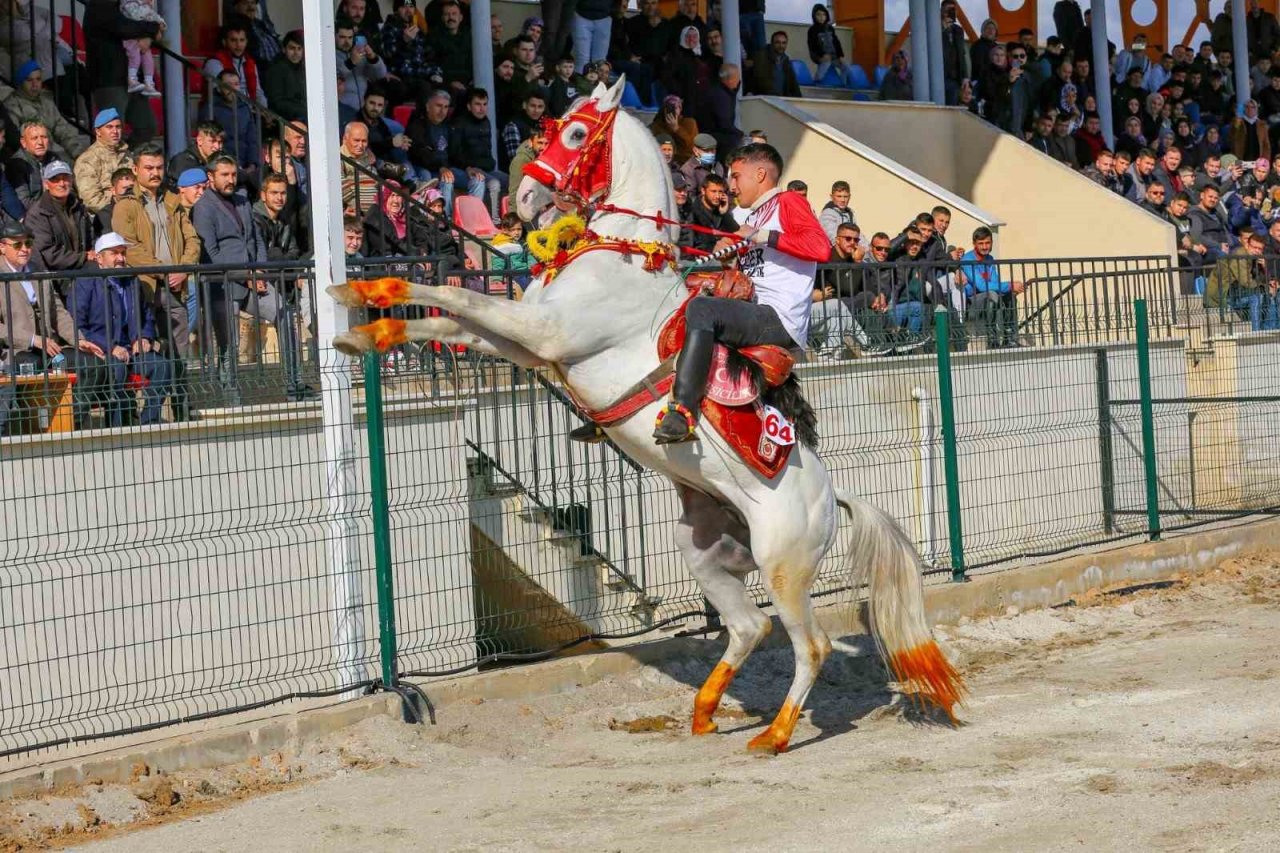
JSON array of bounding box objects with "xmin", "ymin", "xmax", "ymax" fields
[{"xmin": 330, "ymin": 78, "xmax": 964, "ymax": 753}]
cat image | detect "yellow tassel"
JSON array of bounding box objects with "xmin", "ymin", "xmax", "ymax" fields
[{"xmin": 526, "ymin": 215, "xmax": 588, "ymax": 263}]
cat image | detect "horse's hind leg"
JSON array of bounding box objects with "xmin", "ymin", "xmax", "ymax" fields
[{"xmin": 675, "ymin": 486, "xmax": 770, "ymax": 736}]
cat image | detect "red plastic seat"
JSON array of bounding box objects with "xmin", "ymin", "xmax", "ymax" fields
[
  {"xmin": 391, "ymin": 104, "xmax": 414, "ymax": 129},
  {"xmin": 499, "ymin": 196, "xmax": 510, "ymax": 217},
  {"xmin": 452, "ymin": 195, "xmax": 497, "ymax": 237}
]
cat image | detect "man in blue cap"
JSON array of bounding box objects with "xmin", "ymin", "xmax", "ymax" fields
[
  {"xmin": 1, "ymin": 60, "xmax": 88, "ymax": 162},
  {"xmin": 74, "ymin": 108, "xmax": 133, "ymax": 215}
]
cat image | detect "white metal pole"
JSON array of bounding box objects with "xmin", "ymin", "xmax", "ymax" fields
[
  {"xmin": 925, "ymin": 0, "xmax": 944, "ymax": 104},
  {"xmin": 471, "ymin": 0, "xmax": 497, "ymax": 162},
  {"xmin": 722, "ymin": 0, "xmax": 742, "ymax": 69},
  {"xmin": 908, "ymin": 0, "xmax": 930, "ymax": 102},
  {"xmin": 1232, "ymin": 0, "xmax": 1250, "ymax": 113},
  {"xmin": 302, "ymin": 0, "xmax": 367, "ymax": 690},
  {"xmin": 1090, "ymin": 0, "xmax": 1114, "ymax": 148},
  {"xmin": 160, "ymin": 0, "xmax": 187, "ymax": 160}
]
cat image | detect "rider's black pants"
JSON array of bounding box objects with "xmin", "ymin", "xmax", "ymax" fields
[{"xmin": 683, "ymin": 296, "xmax": 794, "ymax": 349}]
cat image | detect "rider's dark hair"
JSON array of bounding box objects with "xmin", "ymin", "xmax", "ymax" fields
[{"xmin": 728, "ymin": 142, "xmax": 783, "ymax": 179}]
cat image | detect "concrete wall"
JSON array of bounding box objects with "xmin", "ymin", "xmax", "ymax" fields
[
  {"xmin": 793, "ymin": 99, "xmax": 1179, "ymax": 263},
  {"xmin": 739, "ymin": 97, "xmax": 1003, "ymax": 249}
]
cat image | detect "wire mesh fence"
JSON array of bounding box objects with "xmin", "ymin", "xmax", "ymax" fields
[{"xmin": 6, "ymin": 254, "xmax": 1280, "ymax": 761}]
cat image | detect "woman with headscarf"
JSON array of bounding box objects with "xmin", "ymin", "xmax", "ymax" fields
[
  {"xmin": 1191, "ymin": 123, "xmax": 1224, "ymax": 167},
  {"xmin": 649, "ymin": 95, "xmax": 699, "ymax": 162},
  {"xmin": 878, "ymin": 50, "xmax": 913, "ymax": 101},
  {"xmin": 1059, "ymin": 83, "xmax": 1083, "ymax": 134},
  {"xmin": 969, "ymin": 18, "xmax": 999, "ymax": 84},
  {"xmin": 1141, "ymin": 92, "xmax": 1168, "ymax": 143},
  {"xmin": 363, "ymin": 183, "xmax": 413, "ymax": 258},
  {"xmin": 1115, "ymin": 115, "xmax": 1148, "ymax": 159},
  {"xmin": 662, "ymin": 26, "xmax": 716, "ymax": 128}
]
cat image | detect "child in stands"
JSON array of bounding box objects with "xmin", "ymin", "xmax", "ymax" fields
[{"xmin": 120, "ymin": 0, "xmax": 167, "ymax": 97}]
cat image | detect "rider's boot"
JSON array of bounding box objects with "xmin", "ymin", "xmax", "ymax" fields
[
  {"xmin": 653, "ymin": 329, "xmax": 715, "ymax": 444},
  {"xmin": 568, "ymin": 423, "xmax": 607, "ymax": 443}
]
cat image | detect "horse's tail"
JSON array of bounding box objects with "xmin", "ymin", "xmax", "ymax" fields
[{"xmin": 834, "ymin": 488, "xmax": 965, "ymax": 722}]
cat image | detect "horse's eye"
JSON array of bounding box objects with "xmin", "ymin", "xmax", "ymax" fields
[{"xmin": 561, "ymin": 121, "xmax": 589, "ymax": 150}]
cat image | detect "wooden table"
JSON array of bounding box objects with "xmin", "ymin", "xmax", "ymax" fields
[{"xmin": 0, "ymin": 373, "xmax": 73, "ymax": 434}]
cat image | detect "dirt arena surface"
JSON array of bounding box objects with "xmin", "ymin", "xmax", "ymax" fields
[{"xmin": 6, "ymin": 555, "xmax": 1280, "ymax": 852}]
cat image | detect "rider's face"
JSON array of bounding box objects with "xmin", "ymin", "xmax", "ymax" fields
[{"xmin": 728, "ymin": 159, "xmax": 770, "ymax": 208}]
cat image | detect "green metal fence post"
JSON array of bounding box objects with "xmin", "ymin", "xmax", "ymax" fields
[
  {"xmin": 364, "ymin": 352, "xmax": 398, "ymax": 687},
  {"xmin": 934, "ymin": 306, "xmax": 966, "ymax": 582},
  {"xmin": 1135, "ymin": 299, "xmax": 1161, "ymax": 541}
]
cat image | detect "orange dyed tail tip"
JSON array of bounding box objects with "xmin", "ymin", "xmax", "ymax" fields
[
  {"xmin": 888, "ymin": 641, "xmax": 966, "ymax": 723},
  {"xmin": 351, "ymin": 277, "xmax": 413, "ymax": 308},
  {"xmin": 354, "ymin": 318, "xmax": 409, "ymax": 353}
]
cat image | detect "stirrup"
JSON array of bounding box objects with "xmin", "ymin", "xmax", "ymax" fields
[
  {"xmin": 653, "ymin": 402, "xmax": 698, "ymax": 444},
  {"xmin": 568, "ymin": 422, "xmax": 607, "ymax": 444}
]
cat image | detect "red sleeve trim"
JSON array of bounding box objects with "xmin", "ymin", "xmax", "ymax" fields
[{"xmin": 771, "ymin": 191, "xmax": 833, "ymax": 262}]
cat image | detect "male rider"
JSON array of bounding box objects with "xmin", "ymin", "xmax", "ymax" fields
[{"xmin": 652, "ymin": 143, "xmax": 830, "ymax": 443}]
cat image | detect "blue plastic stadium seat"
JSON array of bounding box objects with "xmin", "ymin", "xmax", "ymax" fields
[
  {"xmin": 791, "ymin": 59, "xmax": 815, "ymax": 86},
  {"xmin": 852, "ymin": 93, "xmax": 872, "ymax": 102},
  {"xmin": 817, "ymin": 65, "xmax": 845, "ymax": 87},
  {"xmin": 874, "ymin": 64, "xmax": 890, "ymax": 86},
  {"xmin": 845, "ymin": 64, "xmax": 872, "ymax": 89},
  {"xmin": 620, "ymin": 80, "xmax": 644, "ymax": 109}
]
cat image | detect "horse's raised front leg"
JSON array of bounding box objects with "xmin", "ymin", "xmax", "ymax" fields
[
  {"xmin": 333, "ymin": 316, "xmax": 545, "ymax": 368},
  {"xmin": 676, "ymin": 486, "xmax": 771, "ymax": 736},
  {"xmin": 329, "ymin": 279, "xmax": 568, "ymax": 362}
]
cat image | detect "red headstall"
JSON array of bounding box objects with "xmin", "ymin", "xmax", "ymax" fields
[{"xmin": 522, "ymin": 99, "xmax": 618, "ymax": 203}]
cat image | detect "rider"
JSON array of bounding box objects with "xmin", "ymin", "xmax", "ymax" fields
[{"xmin": 652, "ymin": 143, "xmax": 831, "ymax": 444}]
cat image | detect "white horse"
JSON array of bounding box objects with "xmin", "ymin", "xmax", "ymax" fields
[{"xmin": 330, "ymin": 78, "xmax": 963, "ymax": 753}]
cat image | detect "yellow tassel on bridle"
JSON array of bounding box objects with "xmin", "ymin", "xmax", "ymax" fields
[{"xmin": 527, "ymin": 215, "xmax": 588, "ymax": 263}]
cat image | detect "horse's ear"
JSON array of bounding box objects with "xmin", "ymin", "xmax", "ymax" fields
[
  {"xmin": 591, "ymin": 81, "xmax": 608, "ymax": 100},
  {"xmin": 597, "ymin": 74, "xmax": 627, "ymax": 112}
]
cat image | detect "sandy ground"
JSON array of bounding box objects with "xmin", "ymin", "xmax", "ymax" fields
[{"xmin": 7, "ymin": 555, "xmax": 1280, "ymax": 852}]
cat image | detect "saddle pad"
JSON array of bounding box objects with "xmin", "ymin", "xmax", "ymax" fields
[
  {"xmin": 701, "ymin": 399, "xmax": 793, "ymax": 479},
  {"xmin": 705, "ymin": 345, "xmax": 759, "ymax": 407}
]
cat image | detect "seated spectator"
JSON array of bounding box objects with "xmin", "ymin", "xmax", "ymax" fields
[
  {"xmin": 1047, "ymin": 114, "xmax": 1081, "ymax": 168},
  {"xmin": 501, "ymin": 91, "xmax": 547, "ymax": 171},
  {"xmin": 1188, "ymin": 183, "xmax": 1231, "ymax": 267},
  {"xmin": 1082, "ymin": 147, "xmax": 1121, "ymax": 193},
  {"xmin": 408, "ymin": 90, "xmax": 484, "ymax": 215},
  {"xmin": 1232, "ymin": 99, "xmax": 1271, "ymax": 164},
  {"xmin": 650, "ymin": 95, "xmax": 699, "ymax": 164},
  {"xmin": 546, "ymin": 56, "xmax": 580, "ymax": 118},
  {"xmin": 204, "ymin": 21, "xmax": 267, "ymax": 108},
  {"xmin": 450, "ymin": 87, "xmax": 506, "ymax": 221},
  {"xmin": 0, "ymin": 125, "xmax": 24, "ymax": 226},
  {"xmin": 807, "ymin": 3, "xmax": 847, "ymax": 82},
  {"xmin": 654, "ymin": 133, "xmax": 682, "ymax": 181},
  {"xmin": 1227, "ymin": 183, "xmax": 1268, "ymax": 240},
  {"xmin": 5, "ymin": 61, "xmax": 87, "ymax": 164},
  {"xmin": 340, "ymin": 120, "xmax": 381, "ymax": 216},
  {"xmin": 428, "ymin": 0, "xmax": 473, "ymax": 97},
  {"xmin": 1167, "ymin": 190, "xmax": 1195, "ymax": 264},
  {"xmin": 95, "ymin": 167, "xmax": 135, "ymax": 235},
  {"xmin": 1027, "ymin": 113, "xmax": 1053, "ymax": 156},
  {"xmin": 678, "ymin": 133, "xmax": 725, "ymax": 194},
  {"xmin": 26, "ymin": 161, "xmax": 96, "ymax": 281},
  {"xmin": 416, "ymin": 188, "xmax": 464, "ymax": 269},
  {"xmin": 167, "ymin": 120, "xmax": 226, "ymax": 190},
  {"xmin": 1138, "ymin": 181, "xmax": 1168, "ymax": 217},
  {"xmin": 344, "ymin": 214, "xmax": 365, "ymax": 264},
  {"xmin": 809, "ymin": 224, "xmax": 892, "ymax": 357},
  {"xmin": 887, "ymin": 226, "xmax": 931, "ymax": 335},
  {"xmin": 818, "ymin": 180, "xmax": 856, "ymax": 242},
  {"xmin": 0, "ymin": 222, "xmax": 78, "ymax": 435},
  {"xmin": 879, "ymin": 50, "xmax": 914, "ymax": 101},
  {"xmin": 6, "ymin": 120, "xmax": 55, "ymax": 208},
  {"xmin": 68, "ymin": 232, "xmax": 171, "ymax": 426},
  {"xmin": 506, "ymin": 126, "xmax": 548, "ymax": 218},
  {"xmin": 960, "ymin": 226, "xmax": 1025, "ymax": 348},
  {"xmin": 1074, "ymin": 112, "xmax": 1107, "ymax": 164},
  {"xmin": 750, "ymin": 31, "xmax": 802, "ymax": 97},
  {"xmin": 491, "ymin": 212, "xmax": 533, "ymax": 285},
  {"xmin": 703, "ymin": 64, "xmax": 743, "ymax": 156},
  {"xmin": 262, "ymin": 30, "xmax": 308, "ymax": 121},
  {"xmin": 505, "ymin": 36, "xmax": 547, "ymax": 122},
  {"xmin": 663, "ymin": 26, "xmax": 717, "ymax": 127},
  {"xmin": 889, "ymin": 211, "xmax": 946, "ymax": 263},
  {"xmin": 379, "ymin": 0, "xmax": 440, "ymax": 105},
  {"xmin": 336, "ymin": 16, "xmax": 389, "ymax": 112},
  {"xmin": 212, "ymin": 70, "xmax": 261, "ymax": 173},
  {"xmin": 666, "ymin": 0, "xmax": 707, "ymax": 52},
  {"xmin": 1129, "ymin": 148, "xmax": 1159, "ymax": 202},
  {"xmin": 1111, "ymin": 149, "xmax": 1136, "ymax": 198},
  {"xmin": 357, "ymin": 86, "xmax": 409, "ymax": 166},
  {"xmin": 1199, "ymin": 70, "xmax": 1231, "ymax": 126},
  {"xmin": 680, "ymin": 173, "xmax": 735, "ymax": 255},
  {"xmin": 74, "ymin": 108, "xmax": 133, "ymax": 215},
  {"xmin": 1204, "ymin": 230, "xmax": 1278, "ymax": 329},
  {"xmin": 338, "ymin": 0, "xmax": 381, "ymax": 42},
  {"xmin": 671, "ymin": 171, "xmax": 691, "ymax": 221},
  {"xmin": 1153, "ymin": 146, "xmax": 1185, "ymax": 198},
  {"xmin": 253, "ymin": 171, "xmax": 302, "ymax": 261},
  {"xmin": 362, "ymin": 183, "xmax": 416, "ymax": 256}
]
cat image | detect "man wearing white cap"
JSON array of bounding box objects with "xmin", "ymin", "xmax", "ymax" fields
[
  {"xmin": 73, "ymin": 108, "xmax": 134, "ymax": 215},
  {"xmin": 26, "ymin": 161, "xmax": 95, "ymax": 283},
  {"xmin": 67, "ymin": 232, "xmax": 171, "ymax": 427}
]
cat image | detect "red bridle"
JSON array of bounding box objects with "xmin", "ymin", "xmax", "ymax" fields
[{"xmin": 521, "ymin": 99, "xmax": 618, "ymax": 203}]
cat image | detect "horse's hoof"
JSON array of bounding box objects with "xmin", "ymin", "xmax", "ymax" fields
[
  {"xmin": 326, "ymin": 284, "xmax": 364, "ymax": 307},
  {"xmin": 332, "ymin": 329, "xmax": 374, "ymax": 357},
  {"xmin": 691, "ymin": 718, "xmax": 718, "ymax": 736},
  {"xmin": 746, "ymin": 732, "xmax": 788, "ymax": 755}
]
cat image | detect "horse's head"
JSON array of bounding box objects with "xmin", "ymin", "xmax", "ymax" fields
[{"xmin": 516, "ymin": 77, "xmax": 626, "ymax": 221}]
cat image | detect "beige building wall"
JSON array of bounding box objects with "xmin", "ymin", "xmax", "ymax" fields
[
  {"xmin": 739, "ymin": 98, "xmax": 1003, "ymax": 249},
  {"xmin": 795, "ymin": 98, "xmax": 1178, "ymax": 262}
]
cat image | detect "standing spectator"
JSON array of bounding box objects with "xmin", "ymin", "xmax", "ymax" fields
[
  {"xmin": 818, "ymin": 180, "xmax": 856, "ymax": 243},
  {"xmin": 502, "ymin": 92, "xmax": 547, "ymax": 170},
  {"xmin": 879, "ymin": 50, "xmax": 914, "ymax": 101},
  {"xmin": 572, "ymin": 0, "xmax": 612, "ymax": 73},
  {"xmin": 336, "ymin": 17, "xmax": 388, "ymax": 111},
  {"xmin": 83, "ymin": 0, "xmax": 160, "ymax": 145},
  {"xmin": 212, "ymin": 70, "xmax": 261, "ymax": 172},
  {"xmin": 1188, "ymin": 184, "xmax": 1231, "ymax": 265},
  {"xmin": 263, "ymin": 31, "xmax": 308, "ymax": 121},
  {"xmin": 450, "ymin": 87, "xmax": 505, "ymax": 221},
  {"xmin": 679, "ymin": 173, "xmax": 735, "ymax": 255},
  {"xmin": 253, "ymin": 171, "xmax": 302, "ymax": 261},
  {"xmin": 111, "ymin": 145, "xmax": 199, "ymax": 420},
  {"xmin": 204, "ymin": 21, "xmax": 266, "ymax": 108},
  {"xmin": 252, "ymin": 169, "xmax": 310, "ymax": 399},
  {"xmin": 1231, "ymin": 100, "xmax": 1271, "ymax": 163},
  {"xmin": 970, "ymin": 18, "xmax": 999, "ymax": 84},
  {"xmin": 229, "ymin": 0, "xmax": 282, "ymax": 65},
  {"xmin": 428, "ymin": 1, "xmax": 474, "ymax": 98},
  {"xmin": 68, "ymin": 232, "xmax": 171, "ymax": 426},
  {"xmin": 649, "ymin": 96, "xmax": 699, "ymax": 164},
  {"xmin": 607, "ymin": 0, "xmax": 655, "ymax": 106},
  {"xmin": 6, "ymin": 121, "xmax": 55, "ymax": 208},
  {"xmin": 961, "ymin": 226, "xmax": 1025, "ymax": 348},
  {"xmin": 95, "ymin": 167, "xmax": 135, "ymax": 234},
  {"xmin": 340, "ymin": 121, "xmax": 380, "ymax": 216},
  {"xmin": 678, "ymin": 133, "xmax": 724, "ymax": 194},
  {"xmin": 1113, "ymin": 34, "xmax": 1150, "ymax": 86},
  {"xmin": 547, "ymin": 57, "xmax": 581, "ymax": 118},
  {"xmin": 786, "ymin": 179, "xmax": 808, "ymax": 197},
  {"xmin": 1249, "ymin": 0, "xmax": 1280, "ymax": 62},
  {"xmin": 166, "ymin": 121, "xmax": 225, "ymax": 190},
  {"xmin": 627, "ymin": 0, "xmax": 670, "ymax": 73},
  {"xmin": 172, "ymin": 169, "xmax": 207, "ymax": 339},
  {"xmin": 703, "ymin": 64, "xmax": 742, "ymax": 157},
  {"xmin": 408, "ymin": 90, "xmax": 481, "ymax": 215},
  {"xmin": 807, "ymin": 4, "xmax": 846, "ymax": 83},
  {"xmin": 74, "ymin": 108, "xmax": 133, "ymax": 215},
  {"xmin": 119, "ymin": 0, "xmax": 165, "ymax": 97},
  {"xmin": 736, "ymin": 0, "xmax": 765, "ymax": 57},
  {"xmin": 0, "ymin": 222, "xmax": 79, "ymax": 435},
  {"xmin": 26, "ymin": 161, "xmax": 96, "ymax": 278},
  {"xmin": 1047, "ymin": 115, "xmax": 1080, "ymax": 168},
  {"xmin": 750, "ymin": 31, "xmax": 802, "ymax": 98},
  {"xmin": 505, "ymin": 36, "xmax": 547, "ymax": 121},
  {"xmin": 940, "ymin": 2, "xmax": 970, "ymax": 105},
  {"xmin": 663, "ymin": 27, "xmax": 717, "ymax": 130},
  {"xmin": 1053, "ymin": 0, "xmax": 1084, "ymax": 49},
  {"xmin": 344, "ymin": 214, "xmax": 365, "ymax": 264},
  {"xmin": 506, "ymin": 126, "xmax": 548, "ymax": 218},
  {"xmin": 666, "ymin": 0, "xmax": 707, "ymax": 51},
  {"xmin": 381, "ymin": 0, "xmax": 440, "ymax": 105},
  {"xmin": 338, "ymin": 0, "xmax": 382, "ymax": 43},
  {"xmin": 3, "ymin": 62, "xmax": 88, "ymax": 162}
]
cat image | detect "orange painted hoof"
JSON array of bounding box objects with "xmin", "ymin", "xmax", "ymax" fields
[
  {"xmin": 746, "ymin": 700, "xmax": 801, "ymax": 755},
  {"xmin": 353, "ymin": 318, "xmax": 409, "ymax": 353},
  {"xmin": 350, "ymin": 277, "xmax": 413, "ymax": 308},
  {"xmin": 691, "ymin": 662, "xmax": 736, "ymax": 736},
  {"xmin": 691, "ymin": 718, "xmax": 719, "ymax": 736}
]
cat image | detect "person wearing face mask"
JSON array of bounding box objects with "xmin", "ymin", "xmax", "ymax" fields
[{"xmin": 678, "ymin": 133, "xmax": 725, "ymax": 195}]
